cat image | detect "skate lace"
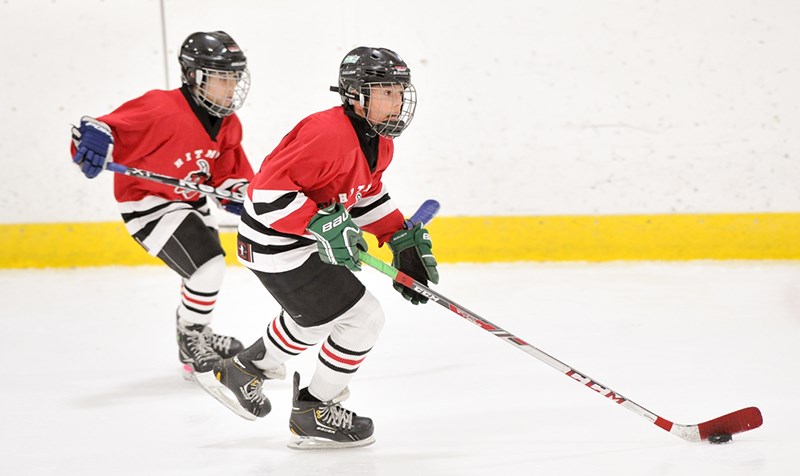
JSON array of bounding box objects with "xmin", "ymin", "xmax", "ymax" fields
[
  {"xmin": 317, "ymin": 404, "xmax": 353, "ymax": 430},
  {"xmin": 186, "ymin": 327, "xmax": 218, "ymax": 364},
  {"xmin": 210, "ymin": 333, "xmax": 233, "ymax": 354},
  {"xmin": 241, "ymin": 377, "xmax": 268, "ymax": 406}
]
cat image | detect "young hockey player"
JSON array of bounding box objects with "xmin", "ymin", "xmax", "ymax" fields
[
  {"xmin": 70, "ymin": 31, "xmax": 254, "ymax": 377},
  {"xmin": 199, "ymin": 46, "xmax": 439, "ymax": 449}
]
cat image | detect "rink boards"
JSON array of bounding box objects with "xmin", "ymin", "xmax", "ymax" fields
[{"xmin": 2, "ymin": 212, "xmax": 800, "ymax": 268}]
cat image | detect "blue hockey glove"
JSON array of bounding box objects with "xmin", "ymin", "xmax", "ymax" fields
[
  {"xmin": 220, "ymin": 182, "xmax": 247, "ymax": 216},
  {"xmin": 71, "ymin": 116, "xmax": 114, "ymax": 179},
  {"xmin": 388, "ymin": 223, "xmax": 439, "ymax": 305},
  {"xmin": 307, "ymin": 203, "xmax": 367, "ymax": 271},
  {"xmin": 222, "ymin": 201, "xmax": 244, "ymax": 215}
]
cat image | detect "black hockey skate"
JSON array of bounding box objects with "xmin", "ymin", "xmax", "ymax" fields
[
  {"xmin": 195, "ymin": 355, "xmax": 284, "ymax": 421},
  {"xmin": 288, "ymin": 372, "xmax": 375, "ymax": 450},
  {"xmin": 177, "ymin": 319, "xmax": 243, "ymax": 377},
  {"xmin": 209, "ymin": 332, "xmax": 244, "ymax": 359}
]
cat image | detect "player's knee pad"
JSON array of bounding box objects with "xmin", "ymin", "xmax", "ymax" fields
[
  {"xmin": 184, "ymin": 254, "xmax": 226, "ymax": 292},
  {"xmin": 330, "ymin": 290, "xmax": 385, "ymax": 349},
  {"xmin": 309, "ymin": 292, "xmax": 384, "ymax": 400}
]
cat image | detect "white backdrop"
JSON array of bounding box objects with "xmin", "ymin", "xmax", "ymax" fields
[{"xmin": 3, "ymin": 0, "xmax": 799, "ymax": 224}]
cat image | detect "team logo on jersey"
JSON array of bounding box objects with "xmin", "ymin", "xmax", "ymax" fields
[
  {"xmin": 175, "ymin": 160, "xmax": 211, "ymax": 200},
  {"xmin": 173, "ymin": 149, "xmax": 221, "ymax": 168},
  {"xmin": 237, "ymin": 238, "xmax": 253, "ymax": 262}
]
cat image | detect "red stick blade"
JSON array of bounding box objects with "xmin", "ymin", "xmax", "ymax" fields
[{"xmin": 697, "ymin": 406, "xmax": 763, "ymax": 440}]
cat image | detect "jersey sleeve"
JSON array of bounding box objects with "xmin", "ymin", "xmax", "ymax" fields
[
  {"xmin": 351, "ymin": 178, "xmax": 405, "ymax": 245},
  {"xmin": 69, "ymin": 94, "xmax": 160, "ymax": 165},
  {"xmin": 94, "ymin": 95, "xmax": 170, "ymax": 167}
]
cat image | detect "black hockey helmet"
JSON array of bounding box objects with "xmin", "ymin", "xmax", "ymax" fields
[
  {"xmin": 179, "ymin": 31, "xmax": 250, "ymax": 117},
  {"xmin": 331, "ymin": 47, "xmax": 416, "ymax": 138}
]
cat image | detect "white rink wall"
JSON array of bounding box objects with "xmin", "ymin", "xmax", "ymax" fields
[{"xmin": 3, "ymin": 0, "xmax": 799, "ymax": 224}]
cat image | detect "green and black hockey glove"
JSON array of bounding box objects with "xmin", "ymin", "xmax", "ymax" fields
[
  {"xmin": 387, "ymin": 223, "xmax": 439, "ymax": 304},
  {"xmin": 307, "ymin": 203, "xmax": 367, "ymax": 272}
]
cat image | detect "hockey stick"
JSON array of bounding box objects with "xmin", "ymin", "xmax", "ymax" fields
[
  {"xmin": 105, "ymin": 162, "xmax": 245, "ymax": 202},
  {"xmin": 359, "ymin": 252, "xmax": 763, "ymax": 442}
]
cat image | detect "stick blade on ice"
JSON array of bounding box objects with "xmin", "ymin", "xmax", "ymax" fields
[
  {"xmin": 697, "ymin": 406, "xmax": 763, "ymax": 440},
  {"xmin": 667, "ymin": 406, "xmax": 763, "ymax": 441}
]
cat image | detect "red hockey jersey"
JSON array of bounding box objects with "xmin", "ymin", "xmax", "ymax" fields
[
  {"xmin": 237, "ymin": 106, "xmax": 405, "ymax": 273},
  {"xmin": 71, "ymin": 88, "xmax": 254, "ymax": 256}
]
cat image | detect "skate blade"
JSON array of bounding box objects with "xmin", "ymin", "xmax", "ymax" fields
[
  {"xmin": 287, "ymin": 435, "xmax": 376, "ymax": 450},
  {"xmin": 193, "ymin": 371, "xmax": 257, "ymax": 422}
]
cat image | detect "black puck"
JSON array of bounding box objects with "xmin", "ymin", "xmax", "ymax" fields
[{"xmin": 708, "ymin": 433, "xmax": 733, "ymax": 444}]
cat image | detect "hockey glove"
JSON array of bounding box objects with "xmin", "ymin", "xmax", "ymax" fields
[
  {"xmin": 388, "ymin": 223, "xmax": 439, "ymax": 305},
  {"xmin": 307, "ymin": 203, "xmax": 367, "ymax": 272},
  {"xmin": 71, "ymin": 116, "xmax": 114, "ymax": 179}
]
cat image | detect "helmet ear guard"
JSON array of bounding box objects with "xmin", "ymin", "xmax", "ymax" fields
[{"xmin": 193, "ymin": 69, "xmax": 203, "ymax": 87}]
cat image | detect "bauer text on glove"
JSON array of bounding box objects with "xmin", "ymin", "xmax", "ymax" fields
[{"xmin": 307, "ymin": 203, "xmax": 367, "ymax": 272}]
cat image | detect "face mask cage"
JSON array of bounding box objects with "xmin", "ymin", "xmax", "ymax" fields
[
  {"xmin": 191, "ymin": 68, "xmax": 250, "ymax": 117},
  {"xmin": 360, "ymin": 82, "xmax": 417, "ymax": 138}
]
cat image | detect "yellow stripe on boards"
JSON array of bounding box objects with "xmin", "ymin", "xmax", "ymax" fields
[
  {"xmin": 0, "ymin": 222, "xmax": 161, "ymax": 268},
  {"xmin": 2, "ymin": 213, "xmax": 800, "ymax": 269},
  {"xmin": 424, "ymin": 213, "xmax": 800, "ymax": 262}
]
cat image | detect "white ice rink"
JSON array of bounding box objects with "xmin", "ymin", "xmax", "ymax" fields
[{"xmin": 1, "ymin": 261, "xmax": 798, "ymax": 475}]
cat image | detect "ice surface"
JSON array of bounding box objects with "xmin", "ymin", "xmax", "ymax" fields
[{"xmin": 1, "ymin": 261, "xmax": 797, "ymax": 475}]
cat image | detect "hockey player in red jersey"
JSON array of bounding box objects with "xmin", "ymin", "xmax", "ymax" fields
[
  {"xmin": 70, "ymin": 31, "xmax": 254, "ymax": 377},
  {"xmin": 196, "ymin": 46, "xmax": 439, "ymax": 449}
]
